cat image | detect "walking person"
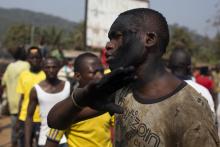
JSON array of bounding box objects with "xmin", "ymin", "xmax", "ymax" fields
[
  {"xmin": 16, "ymin": 47, "xmax": 46, "ymax": 147},
  {"xmin": 25, "ymin": 57, "xmax": 69, "ymax": 147}
]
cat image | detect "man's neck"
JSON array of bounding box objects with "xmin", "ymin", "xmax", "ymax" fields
[
  {"xmin": 30, "ymin": 67, "xmax": 41, "ymax": 73},
  {"xmin": 46, "ymin": 78, "xmax": 60, "ymax": 86},
  {"xmin": 39, "ymin": 78, "xmax": 63, "ymax": 93},
  {"xmin": 135, "ymin": 55, "xmax": 165, "ymax": 84},
  {"xmin": 132, "ymin": 56, "xmax": 182, "ymax": 100}
]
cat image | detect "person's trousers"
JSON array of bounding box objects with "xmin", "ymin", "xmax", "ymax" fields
[
  {"xmin": 18, "ymin": 120, "xmax": 40, "ymax": 147},
  {"xmin": 10, "ymin": 114, "xmax": 18, "ymax": 146},
  {"xmin": 38, "ymin": 143, "xmax": 67, "ymax": 147}
]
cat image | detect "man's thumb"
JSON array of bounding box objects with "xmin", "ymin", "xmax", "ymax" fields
[{"xmin": 104, "ymin": 103, "xmax": 124, "ymax": 114}]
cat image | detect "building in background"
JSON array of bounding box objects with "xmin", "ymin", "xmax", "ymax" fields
[{"xmin": 85, "ymin": 0, "xmax": 149, "ymax": 49}]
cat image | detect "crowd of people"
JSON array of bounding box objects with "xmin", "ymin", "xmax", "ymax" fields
[{"xmin": 1, "ymin": 8, "xmax": 220, "ymax": 147}]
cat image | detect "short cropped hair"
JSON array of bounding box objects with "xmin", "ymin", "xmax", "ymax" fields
[
  {"xmin": 119, "ymin": 8, "xmax": 169, "ymax": 54},
  {"xmin": 74, "ymin": 52, "xmax": 98, "ymax": 73},
  {"xmin": 27, "ymin": 46, "xmax": 42, "ymax": 57}
]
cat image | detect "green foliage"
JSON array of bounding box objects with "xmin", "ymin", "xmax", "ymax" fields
[
  {"xmin": 0, "ymin": 7, "xmax": 77, "ymax": 42},
  {"xmin": 3, "ymin": 24, "xmax": 31, "ymax": 49},
  {"xmin": 3, "ymin": 24, "xmax": 69, "ymax": 51},
  {"xmin": 212, "ymin": 32, "xmax": 220, "ymax": 60},
  {"xmin": 166, "ymin": 24, "xmax": 219, "ymax": 64},
  {"xmin": 40, "ymin": 26, "xmax": 64, "ymax": 48},
  {"xmin": 68, "ymin": 22, "xmax": 85, "ymax": 50},
  {"xmin": 167, "ymin": 24, "xmax": 197, "ymax": 55}
]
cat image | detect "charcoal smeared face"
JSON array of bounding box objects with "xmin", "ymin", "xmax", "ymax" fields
[{"xmin": 107, "ymin": 15, "xmax": 146, "ymax": 70}]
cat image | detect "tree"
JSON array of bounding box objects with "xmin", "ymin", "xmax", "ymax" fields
[
  {"xmin": 41, "ymin": 26, "xmax": 64, "ymax": 49},
  {"xmin": 165, "ymin": 24, "xmax": 218, "ymax": 64},
  {"xmin": 3, "ymin": 24, "xmax": 68, "ymax": 54},
  {"xmin": 212, "ymin": 2, "xmax": 220, "ymax": 32},
  {"xmin": 68, "ymin": 21, "xmax": 85, "ymax": 50},
  {"xmin": 212, "ymin": 32, "xmax": 220, "ymax": 59},
  {"xmin": 3, "ymin": 24, "xmax": 31, "ymax": 51},
  {"xmin": 167, "ymin": 24, "xmax": 197, "ymax": 55}
]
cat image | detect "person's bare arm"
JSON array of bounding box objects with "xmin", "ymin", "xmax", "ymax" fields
[
  {"xmin": 17, "ymin": 94, "xmax": 24, "ymax": 118},
  {"xmin": 15, "ymin": 94, "xmax": 24, "ymax": 131},
  {"xmin": 25, "ymin": 88, "xmax": 38, "ymax": 147},
  {"xmin": 48, "ymin": 67, "xmax": 135, "ymax": 130},
  {"xmin": 47, "ymin": 96, "xmax": 102, "ymax": 129},
  {"xmin": 45, "ymin": 139, "xmax": 59, "ymax": 147}
]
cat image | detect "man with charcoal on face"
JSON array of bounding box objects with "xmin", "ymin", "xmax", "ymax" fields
[{"xmin": 47, "ymin": 8, "xmax": 219, "ymax": 147}]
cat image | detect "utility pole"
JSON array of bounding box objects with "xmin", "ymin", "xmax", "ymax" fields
[
  {"xmin": 30, "ymin": 24, "xmax": 35, "ymax": 46},
  {"xmin": 84, "ymin": 0, "xmax": 88, "ymax": 50}
]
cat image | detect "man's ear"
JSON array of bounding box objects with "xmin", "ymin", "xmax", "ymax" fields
[
  {"xmin": 74, "ymin": 72, "xmax": 81, "ymax": 81},
  {"xmin": 144, "ymin": 32, "xmax": 157, "ymax": 48}
]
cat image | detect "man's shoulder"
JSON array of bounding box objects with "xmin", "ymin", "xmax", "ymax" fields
[
  {"xmin": 6, "ymin": 62, "xmax": 14, "ymax": 68},
  {"xmin": 185, "ymin": 80, "xmax": 211, "ymax": 95},
  {"xmin": 20, "ymin": 69, "xmax": 31, "ymax": 76},
  {"xmin": 172, "ymin": 83, "xmax": 203, "ymax": 101},
  {"xmin": 174, "ymin": 85, "xmax": 210, "ymax": 109},
  {"xmin": 4, "ymin": 62, "xmax": 17, "ymax": 73},
  {"xmin": 151, "ymin": 84, "xmax": 212, "ymax": 122},
  {"xmin": 37, "ymin": 80, "xmax": 47, "ymax": 87},
  {"xmin": 30, "ymin": 70, "xmax": 45, "ymax": 78},
  {"xmin": 173, "ymin": 84, "xmax": 214, "ymax": 120},
  {"xmin": 15, "ymin": 60, "xmax": 28, "ymax": 64},
  {"xmin": 19, "ymin": 70, "xmax": 44, "ymax": 80}
]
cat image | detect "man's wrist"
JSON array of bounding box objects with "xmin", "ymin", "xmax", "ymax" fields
[
  {"xmin": 71, "ymin": 85, "xmax": 91, "ymax": 108},
  {"xmin": 71, "ymin": 90, "xmax": 84, "ymax": 109}
]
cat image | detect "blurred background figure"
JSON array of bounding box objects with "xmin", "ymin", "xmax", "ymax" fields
[
  {"xmin": 100, "ymin": 47, "xmax": 108, "ymax": 69},
  {"xmin": 1, "ymin": 47, "xmax": 29, "ymax": 147},
  {"xmin": 25, "ymin": 57, "xmax": 69, "ymax": 147},
  {"xmin": 57, "ymin": 58, "xmax": 74, "ymax": 82},
  {"xmin": 168, "ymin": 48, "xmax": 215, "ymax": 113},
  {"xmin": 38, "ymin": 37, "xmax": 49, "ymax": 58},
  {"xmin": 16, "ymin": 47, "xmax": 46, "ymax": 147},
  {"xmin": 46, "ymin": 53, "xmax": 114, "ymax": 147},
  {"xmin": 49, "ymin": 48, "xmax": 64, "ymax": 62},
  {"xmin": 100, "ymin": 43, "xmax": 111, "ymax": 74},
  {"xmin": 196, "ymin": 66, "xmax": 214, "ymax": 93}
]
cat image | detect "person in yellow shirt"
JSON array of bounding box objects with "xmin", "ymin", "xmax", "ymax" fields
[
  {"xmin": 46, "ymin": 53, "xmax": 113, "ymax": 147},
  {"xmin": 1, "ymin": 47, "xmax": 29, "ymax": 147},
  {"xmin": 16, "ymin": 47, "xmax": 46, "ymax": 147}
]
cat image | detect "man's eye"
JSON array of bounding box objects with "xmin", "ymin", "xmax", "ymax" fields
[
  {"xmin": 115, "ymin": 34, "xmax": 122, "ymax": 39},
  {"xmin": 108, "ymin": 32, "xmax": 122, "ymax": 40}
]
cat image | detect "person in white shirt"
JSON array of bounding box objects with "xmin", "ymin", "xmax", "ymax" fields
[
  {"xmin": 25, "ymin": 57, "xmax": 70, "ymax": 147},
  {"xmin": 168, "ymin": 48, "xmax": 215, "ymax": 113}
]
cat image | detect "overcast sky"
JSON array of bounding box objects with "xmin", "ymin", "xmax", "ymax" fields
[{"xmin": 0, "ymin": 0, "xmax": 218, "ymax": 37}]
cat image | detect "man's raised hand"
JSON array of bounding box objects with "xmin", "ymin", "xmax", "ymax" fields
[{"xmin": 72, "ymin": 66, "xmax": 135, "ymax": 114}]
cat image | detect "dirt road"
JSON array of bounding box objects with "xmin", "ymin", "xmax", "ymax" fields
[{"xmin": 0, "ymin": 116, "xmax": 11, "ymax": 147}]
